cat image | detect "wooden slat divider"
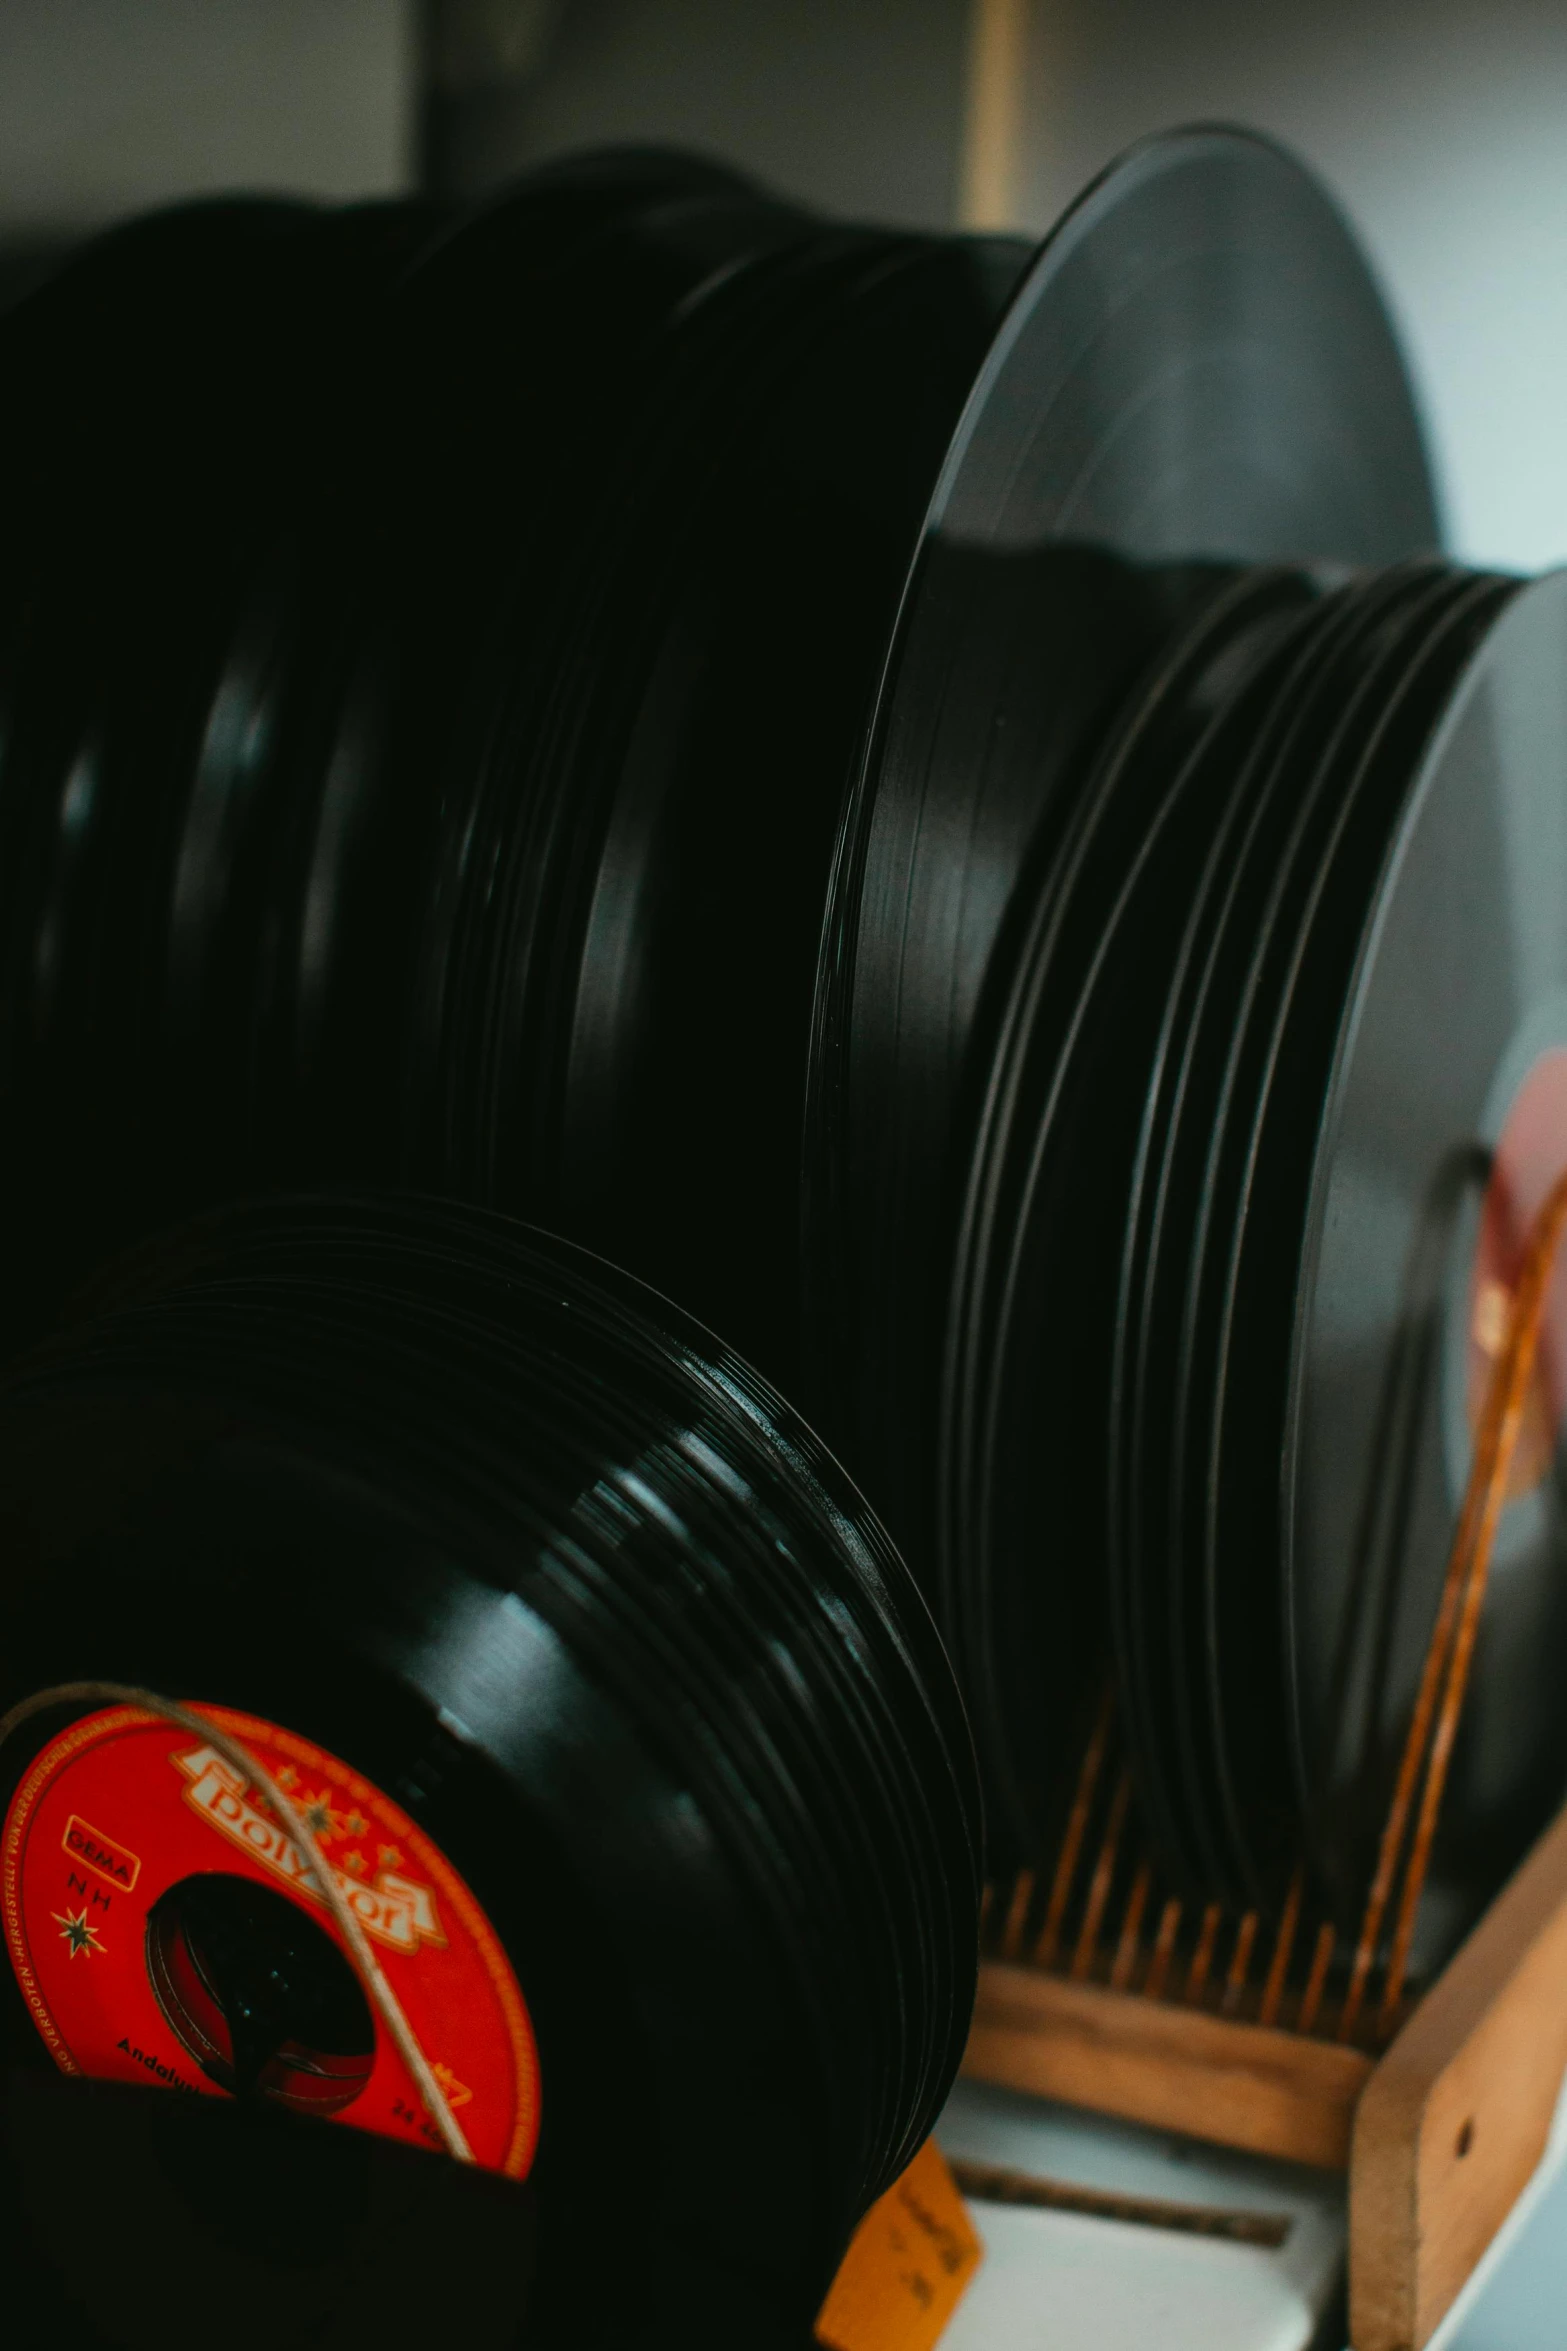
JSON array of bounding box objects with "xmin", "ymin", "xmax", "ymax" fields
[
  {"xmin": 1351, "ymin": 1804, "xmax": 1567, "ymax": 2351},
  {"xmin": 964, "ymin": 1960, "xmax": 1373, "ymax": 2170}
]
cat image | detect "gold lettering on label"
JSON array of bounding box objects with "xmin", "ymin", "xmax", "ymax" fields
[{"xmin": 173, "ymin": 1747, "xmax": 446, "ymax": 1953}]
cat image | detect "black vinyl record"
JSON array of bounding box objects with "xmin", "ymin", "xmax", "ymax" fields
[
  {"xmin": 0, "ymin": 1195, "xmax": 978, "ymax": 2345},
  {"xmin": 1114, "ymin": 564, "xmax": 1469, "ymax": 1896},
  {"xmin": 946, "ymin": 530, "xmax": 1567, "ymax": 1949},
  {"xmin": 1140, "ymin": 567, "xmax": 1514, "ymax": 1905},
  {"xmin": 1279, "ymin": 571, "xmax": 1567, "ymax": 1934},
  {"xmin": 960, "ymin": 567, "xmax": 1320, "ymax": 1876},
  {"xmin": 810, "ymin": 127, "xmax": 1440, "ymax": 1609},
  {"xmin": 18, "ymin": 154, "xmax": 1026, "ymax": 1407},
  {"xmin": 0, "ymin": 198, "xmax": 443, "ymax": 1327},
  {"xmin": 1, "ymin": 2070, "xmax": 545, "ymax": 2351},
  {"xmin": 809, "ymin": 127, "xmax": 1440, "ymax": 1865},
  {"xmin": 375, "ymin": 174, "xmax": 1024, "ymax": 1391}
]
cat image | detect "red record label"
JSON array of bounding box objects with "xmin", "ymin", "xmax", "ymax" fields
[{"xmin": 2, "ymin": 1703, "xmax": 541, "ymax": 2178}]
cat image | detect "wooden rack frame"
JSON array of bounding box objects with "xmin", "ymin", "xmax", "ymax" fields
[{"xmin": 964, "ymin": 1170, "xmax": 1567, "ymax": 2350}]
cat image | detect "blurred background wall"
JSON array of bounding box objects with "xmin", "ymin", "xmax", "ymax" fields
[
  {"xmin": 0, "ymin": 1, "xmax": 414, "ymax": 222},
  {"xmin": 1, "ymin": 0, "xmax": 1562, "ymax": 570},
  {"xmin": 419, "ymin": 0, "xmax": 973, "ymax": 228},
  {"xmin": 1004, "ymin": 0, "xmax": 1567, "ymax": 577}
]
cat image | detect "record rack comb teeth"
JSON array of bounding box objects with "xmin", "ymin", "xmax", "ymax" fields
[{"xmin": 965, "ymin": 1171, "xmax": 1567, "ymax": 2351}]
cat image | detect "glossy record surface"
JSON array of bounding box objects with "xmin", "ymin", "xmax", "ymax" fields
[
  {"xmin": 811, "ymin": 127, "xmax": 1441, "ymax": 1610},
  {"xmin": 0, "ymin": 1194, "xmax": 978, "ymax": 2340},
  {"xmin": 1286, "ymin": 570, "xmax": 1567, "ymax": 1928}
]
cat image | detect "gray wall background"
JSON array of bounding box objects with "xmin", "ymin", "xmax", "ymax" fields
[
  {"xmin": 1011, "ymin": 0, "xmax": 1567, "ymax": 575},
  {"xmin": 421, "ymin": 0, "xmax": 972, "ymax": 227},
  {"xmin": 0, "ymin": 1, "xmax": 1562, "ymax": 568},
  {"xmin": 0, "ymin": 0, "xmax": 414, "ymax": 225}
]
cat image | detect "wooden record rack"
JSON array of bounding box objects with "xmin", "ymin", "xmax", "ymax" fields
[{"xmin": 962, "ymin": 1169, "xmax": 1567, "ymax": 2351}]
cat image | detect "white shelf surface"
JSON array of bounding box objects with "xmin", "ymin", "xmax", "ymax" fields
[
  {"xmin": 935, "ymin": 2069, "xmax": 1567, "ymax": 2351},
  {"xmin": 936, "ymin": 2079, "xmax": 1345, "ymax": 2351}
]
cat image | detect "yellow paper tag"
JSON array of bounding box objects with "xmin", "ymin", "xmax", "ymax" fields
[{"xmin": 814, "ymin": 2138, "xmax": 983, "ymax": 2351}]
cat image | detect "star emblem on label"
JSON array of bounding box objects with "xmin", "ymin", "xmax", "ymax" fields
[{"xmin": 52, "ymin": 1907, "xmax": 105, "ymax": 1959}]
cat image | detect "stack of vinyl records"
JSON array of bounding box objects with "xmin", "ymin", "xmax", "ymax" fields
[
  {"xmin": 0, "ymin": 1195, "xmax": 978, "ymax": 2345},
  {"xmin": 2, "ymin": 115, "xmax": 1566, "ymax": 2331},
  {"xmin": 835, "ymin": 142, "xmax": 1567, "ymax": 1963},
  {"xmin": 945, "ymin": 556, "xmax": 1567, "ymax": 1952},
  {"xmin": 0, "ymin": 152, "xmax": 1023, "ymax": 1396}
]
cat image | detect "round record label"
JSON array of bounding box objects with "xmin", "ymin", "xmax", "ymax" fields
[{"xmin": 2, "ymin": 1704, "xmax": 541, "ymax": 2178}]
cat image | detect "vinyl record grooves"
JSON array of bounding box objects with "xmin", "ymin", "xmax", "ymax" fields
[
  {"xmin": 0, "ymin": 153, "xmax": 1026, "ymax": 1405},
  {"xmin": 0, "ymin": 196, "xmax": 445, "ymax": 1324},
  {"xmin": 0, "ymin": 1194, "xmax": 978, "ymax": 2345},
  {"xmin": 1112, "ymin": 564, "xmax": 1453, "ymax": 1880},
  {"xmin": 410, "ymin": 217, "xmax": 1025, "ymax": 1388},
  {"xmin": 949, "ymin": 547, "xmax": 1567, "ymax": 1959},
  {"xmin": 947, "ymin": 566, "xmax": 1321, "ymax": 1873},
  {"xmin": 384, "ymin": 198, "xmax": 1028, "ymax": 1394},
  {"xmin": 771, "ymin": 121, "xmax": 1567, "ymax": 1971},
  {"xmin": 1282, "ymin": 572, "xmax": 1567, "ymax": 1930},
  {"xmin": 1133, "ymin": 568, "xmax": 1515, "ymax": 1903},
  {"xmin": 1190, "ymin": 572, "xmax": 1519, "ymax": 1903},
  {"xmin": 801, "ymin": 133, "xmax": 1567, "ymax": 1961},
  {"xmin": 1119, "ymin": 565, "xmax": 1477, "ymax": 1897},
  {"xmin": 813, "ymin": 128, "xmax": 1440, "ymax": 1601}
]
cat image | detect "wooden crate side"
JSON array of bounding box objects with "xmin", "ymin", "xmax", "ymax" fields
[
  {"xmin": 1351, "ymin": 1808, "xmax": 1567, "ymax": 2351},
  {"xmin": 965, "ymin": 1961, "xmax": 1372, "ymax": 2168}
]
